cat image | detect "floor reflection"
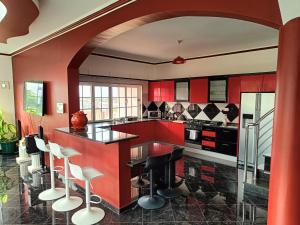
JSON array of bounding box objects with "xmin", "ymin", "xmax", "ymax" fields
[{"xmin": 0, "ymin": 154, "xmax": 267, "ymax": 225}]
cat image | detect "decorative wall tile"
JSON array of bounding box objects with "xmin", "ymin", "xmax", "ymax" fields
[
  {"xmin": 147, "ymin": 101, "xmax": 158, "ymax": 111},
  {"xmin": 172, "ymin": 103, "xmax": 185, "ymax": 114},
  {"xmin": 159, "ymin": 102, "xmax": 168, "ymax": 112},
  {"xmin": 202, "ymin": 103, "xmax": 221, "ymax": 120},
  {"xmin": 225, "ymin": 104, "xmax": 239, "ymax": 122},
  {"xmin": 195, "ymin": 111, "xmax": 210, "ymax": 121},
  {"xmin": 144, "ymin": 101, "xmax": 239, "ymax": 123},
  {"xmin": 142, "ymin": 104, "xmax": 147, "ymax": 114},
  {"xmin": 187, "ymin": 104, "xmax": 201, "ymax": 118},
  {"xmin": 182, "ymin": 110, "xmax": 193, "ymax": 120}
]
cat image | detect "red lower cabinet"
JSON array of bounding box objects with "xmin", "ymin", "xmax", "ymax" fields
[
  {"xmin": 156, "ymin": 121, "xmax": 184, "ymax": 145},
  {"xmin": 168, "ymin": 122, "xmax": 185, "ymax": 145}
]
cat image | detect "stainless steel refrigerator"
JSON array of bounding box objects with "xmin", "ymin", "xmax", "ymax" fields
[{"xmin": 238, "ymin": 93, "xmax": 275, "ymax": 168}]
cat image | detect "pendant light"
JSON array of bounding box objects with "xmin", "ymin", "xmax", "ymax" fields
[
  {"xmin": 172, "ymin": 40, "xmax": 186, "ymax": 64},
  {"xmin": 0, "ymin": 1, "xmax": 7, "ymax": 22}
]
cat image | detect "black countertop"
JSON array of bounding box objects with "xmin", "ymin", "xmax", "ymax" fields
[
  {"xmin": 94, "ymin": 118, "xmax": 238, "ymax": 130},
  {"xmin": 55, "ymin": 119, "xmax": 238, "ymax": 145},
  {"xmin": 55, "ymin": 124, "xmax": 138, "ymax": 144}
]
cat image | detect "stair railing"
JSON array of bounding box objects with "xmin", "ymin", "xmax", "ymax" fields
[{"xmin": 244, "ymin": 108, "xmax": 275, "ymax": 184}]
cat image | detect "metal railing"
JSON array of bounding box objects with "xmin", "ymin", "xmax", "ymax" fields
[{"xmin": 244, "ymin": 108, "xmax": 275, "ymax": 183}]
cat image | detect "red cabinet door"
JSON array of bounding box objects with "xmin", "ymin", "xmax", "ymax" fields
[
  {"xmin": 240, "ymin": 75, "xmax": 264, "ymax": 92},
  {"xmin": 169, "ymin": 122, "xmax": 185, "ymax": 145},
  {"xmin": 190, "ymin": 78, "xmax": 208, "ymax": 103},
  {"xmin": 148, "ymin": 81, "xmax": 161, "ymax": 101},
  {"xmin": 228, "ymin": 76, "xmax": 241, "ymax": 104},
  {"xmin": 160, "ymin": 81, "xmax": 174, "ymax": 102},
  {"xmin": 262, "ymin": 74, "xmax": 276, "ymax": 92}
]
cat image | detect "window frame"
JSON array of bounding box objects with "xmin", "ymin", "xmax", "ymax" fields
[{"xmin": 79, "ymin": 82, "xmax": 142, "ymax": 123}]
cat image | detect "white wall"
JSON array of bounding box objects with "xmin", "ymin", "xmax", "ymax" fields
[
  {"xmin": 0, "ymin": 55, "xmax": 15, "ymax": 124},
  {"xmin": 80, "ymin": 48, "xmax": 277, "ymax": 80},
  {"xmin": 152, "ymin": 48, "xmax": 278, "ymax": 79},
  {"xmin": 79, "ymin": 55, "xmax": 154, "ymax": 80}
]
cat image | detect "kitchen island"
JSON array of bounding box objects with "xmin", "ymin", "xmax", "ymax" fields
[{"xmin": 53, "ymin": 124, "xmax": 139, "ymax": 212}]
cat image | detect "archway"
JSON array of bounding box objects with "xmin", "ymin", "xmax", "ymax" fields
[{"xmin": 66, "ymin": 0, "xmax": 282, "ymax": 117}]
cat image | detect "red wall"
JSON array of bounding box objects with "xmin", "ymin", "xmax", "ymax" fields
[{"xmin": 12, "ymin": 0, "xmax": 281, "ymax": 139}]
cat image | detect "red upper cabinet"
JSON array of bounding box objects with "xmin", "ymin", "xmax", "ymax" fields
[
  {"xmin": 160, "ymin": 80, "xmax": 174, "ymax": 102},
  {"xmin": 262, "ymin": 74, "xmax": 276, "ymax": 92},
  {"xmin": 228, "ymin": 76, "xmax": 241, "ymax": 104},
  {"xmin": 190, "ymin": 78, "xmax": 208, "ymax": 103},
  {"xmin": 240, "ymin": 75, "xmax": 264, "ymax": 92},
  {"xmin": 148, "ymin": 81, "xmax": 161, "ymax": 101}
]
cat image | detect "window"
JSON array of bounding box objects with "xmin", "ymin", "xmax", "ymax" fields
[
  {"xmin": 79, "ymin": 85, "xmax": 92, "ymax": 120},
  {"xmin": 126, "ymin": 87, "xmax": 138, "ymax": 117},
  {"xmin": 79, "ymin": 83, "xmax": 141, "ymax": 122},
  {"xmin": 112, "ymin": 87, "xmax": 126, "ymax": 119},
  {"xmin": 94, "ymin": 86, "xmax": 110, "ymax": 120}
]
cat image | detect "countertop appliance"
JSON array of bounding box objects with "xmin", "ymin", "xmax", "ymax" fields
[
  {"xmin": 148, "ymin": 110, "xmax": 161, "ymax": 119},
  {"xmin": 238, "ymin": 93, "xmax": 275, "ymax": 168}
]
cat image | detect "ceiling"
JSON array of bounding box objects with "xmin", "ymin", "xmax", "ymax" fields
[
  {"xmin": 0, "ymin": 0, "xmax": 124, "ymax": 54},
  {"xmin": 93, "ymin": 16, "xmax": 279, "ymax": 63}
]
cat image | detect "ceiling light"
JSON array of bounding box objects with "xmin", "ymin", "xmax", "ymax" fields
[
  {"xmin": 172, "ymin": 40, "xmax": 186, "ymax": 64},
  {"xmin": 0, "ymin": 1, "xmax": 7, "ymax": 22}
]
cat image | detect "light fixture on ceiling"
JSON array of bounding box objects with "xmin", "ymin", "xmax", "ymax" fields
[
  {"xmin": 0, "ymin": 1, "xmax": 7, "ymax": 22},
  {"xmin": 172, "ymin": 40, "xmax": 186, "ymax": 64}
]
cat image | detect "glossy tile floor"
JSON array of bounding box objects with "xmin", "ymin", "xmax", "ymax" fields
[{"xmin": 0, "ymin": 154, "xmax": 267, "ymax": 225}]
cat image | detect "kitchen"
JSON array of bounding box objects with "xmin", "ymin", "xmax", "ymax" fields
[
  {"xmin": 3, "ymin": 0, "xmax": 299, "ymax": 224},
  {"xmin": 50, "ymin": 16, "xmax": 277, "ymax": 217},
  {"xmin": 8, "ymin": 13, "xmax": 278, "ymax": 225}
]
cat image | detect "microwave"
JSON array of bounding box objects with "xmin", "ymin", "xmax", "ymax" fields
[{"xmin": 148, "ymin": 111, "xmax": 161, "ymax": 119}]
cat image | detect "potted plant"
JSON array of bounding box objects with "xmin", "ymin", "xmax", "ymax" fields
[{"xmin": 0, "ymin": 110, "xmax": 17, "ymax": 154}]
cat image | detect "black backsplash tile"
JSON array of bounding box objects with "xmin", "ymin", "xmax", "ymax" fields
[
  {"xmin": 187, "ymin": 104, "xmax": 201, "ymax": 118},
  {"xmin": 202, "ymin": 103, "xmax": 221, "ymax": 120},
  {"xmin": 225, "ymin": 104, "xmax": 239, "ymax": 122},
  {"xmin": 147, "ymin": 101, "xmax": 158, "ymax": 111},
  {"xmin": 159, "ymin": 102, "xmax": 168, "ymax": 112}
]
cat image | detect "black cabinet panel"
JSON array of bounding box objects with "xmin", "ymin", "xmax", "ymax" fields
[
  {"xmin": 216, "ymin": 128, "xmax": 237, "ymax": 143},
  {"xmin": 216, "ymin": 142, "xmax": 237, "ymax": 156}
]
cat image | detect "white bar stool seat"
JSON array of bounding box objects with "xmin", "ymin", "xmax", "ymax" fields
[
  {"xmin": 49, "ymin": 142, "xmax": 83, "ymax": 212},
  {"xmin": 69, "ymin": 162, "xmax": 105, "ymax": 225},
  {"xmin": 34, "ymin": 137, "xmax": 65, "ymax": 201}
]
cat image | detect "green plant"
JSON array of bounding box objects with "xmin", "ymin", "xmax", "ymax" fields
[{"xmin": 0, "ymin": 110, "xmax": 17, "ymax": 142}]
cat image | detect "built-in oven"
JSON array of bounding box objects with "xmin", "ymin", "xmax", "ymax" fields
[
  {"xmin": 185, "ymin": 129, "xmax": 202, "ymax": 144},
  {"xmin": 148, "ymin": 111, "xmax": 161, "ymax": 119},
  {"xmin": 184, "ymin": 120, "xmax": 203, "ymax": 145}
]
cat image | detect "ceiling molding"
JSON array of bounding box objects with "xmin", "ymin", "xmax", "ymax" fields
[
  {"xmin": 10, "ymin": 0, "xmax": 136, "ymax": 56},
  {"xmin": 90, "ymin": 45, "xmax": 278, "ymax": 65},
  {"xmin": 0, "ymin": 0, "xmax": 39, "ymax": 44}
]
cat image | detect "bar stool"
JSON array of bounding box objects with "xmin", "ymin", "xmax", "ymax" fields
[
  {"xmin": 34, "ymin": 137, "xmax": 66, "ymax": 201},
  {"xmin": 49, "ymin": 142, "xmax": 83, "ymax": 212},
  {"xmin": 138, "ymin": 153, "xmax": 171, "ymax": 210},
  {"xmin": 157, "ymin": 148, "xmax": 184, "ymax": 198},
  {"xmin": 69, "ymin": 162, "xmax": 105, "ymax": 225}
]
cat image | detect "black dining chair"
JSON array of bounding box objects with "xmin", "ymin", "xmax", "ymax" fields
[
  {"xmin": 157, "ymin": 147, "xmax": 184, "ymax": 198},
  {"xmin": 137, "ymin": 153, "xmax": 171, "ymax": 210}
]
